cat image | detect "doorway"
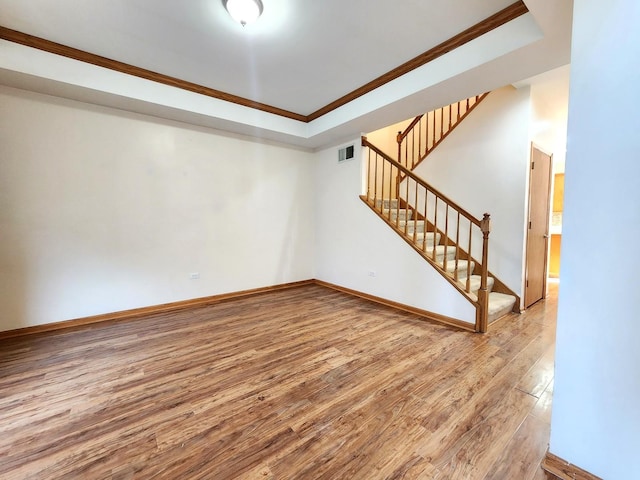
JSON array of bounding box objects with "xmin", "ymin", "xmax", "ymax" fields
[
  {"xmin": 524, "ymin": 145, "xmax": 553, "ymax": 308},
  {"xmin": 549, "ymin": 173, "xmax": 564, "ymax": 279}
]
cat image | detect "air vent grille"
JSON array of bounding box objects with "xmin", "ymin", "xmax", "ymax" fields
[{"xmin": 338, "ymin": 145, "xmax": 354, "ymax": 162}]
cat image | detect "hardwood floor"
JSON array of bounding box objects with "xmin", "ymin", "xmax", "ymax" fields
[{"xmin": 0, "ymin": 284, "xmax": 558, "ymax": 479}]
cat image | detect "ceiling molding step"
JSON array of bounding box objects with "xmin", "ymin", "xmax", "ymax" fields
[
  {"xmin": 0, "ymin": 1, "xmax": 528, "ymax": 123},
  {"xmin": 306, "ymin": 0, "xmax": 529, "ymax": 121},
  {"xmin": 0, "ymin": 25, "xmax": 307, "ymax": 123}
]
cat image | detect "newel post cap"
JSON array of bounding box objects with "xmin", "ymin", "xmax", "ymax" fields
[{"xmin": 481, "ymin": 213, "xmax": 491, "ymax": 234}]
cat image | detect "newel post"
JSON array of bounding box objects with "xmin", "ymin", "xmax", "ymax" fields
[{"xmin": 477, "ymin": 213, "xmax": 491, "ymax": 333}]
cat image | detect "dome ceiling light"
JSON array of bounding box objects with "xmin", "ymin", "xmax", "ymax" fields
[{"xmin": 222, "ymin": 0, "xmax": 264, "ymax": 26}]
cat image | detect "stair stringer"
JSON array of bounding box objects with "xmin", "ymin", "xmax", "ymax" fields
[
  {"xmin": 357, "ymin": 197, "xmax": 477, "ymax": 328},
  {"xmin": 398, "ymin": 198, "xmax": 521, "ymax": 313},
  {"xmin": 360, "ymin": 195, "xmax": 482, "ymax": 321}
]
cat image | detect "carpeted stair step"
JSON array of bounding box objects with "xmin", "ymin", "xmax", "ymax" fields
[
  {"xmin": 383, "ymin": 208, "xmax": 412, "ymax": 221},
  {"xmin": 374, "ymin": 198, "xmax": 399, "ymax": 210},
  {"xmin": 410, "ymin": 231, "xmax": 441, "ymax": 247},
  {"xmin": 398, "ymin": 220, "xmax": 426, "ymax": 234},
  {"xmin": 424, "ymin": 245, "xmax": 457, "ymax": 263},
  {"xmin": 457, "ymin": 274, "xmax": 495, "ymax": 296},
  {"xmin": 487, "ymin": 292, "xmax": 517, "ymax": 322},
  {"xmin": 463, "ymin": 289, "xmax": 516, "ymax": 322},
  {"xmin": 440, "ymin": 259, "xmax": 474, "ymax": 279}
]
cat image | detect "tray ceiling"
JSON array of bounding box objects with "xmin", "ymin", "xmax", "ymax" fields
[{"xmin": 0, "ymin": 0, "xmax": 573, "ymax": 148}]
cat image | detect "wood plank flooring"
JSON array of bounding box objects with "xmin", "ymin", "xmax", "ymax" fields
[{"xmin": 0, "ymin": 284, "xmax": 558, "ymax": 479}]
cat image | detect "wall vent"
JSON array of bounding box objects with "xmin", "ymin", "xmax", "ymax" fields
[{"xmin": 338, "ymin": 145, "xmax": 355, "ymax": 162}]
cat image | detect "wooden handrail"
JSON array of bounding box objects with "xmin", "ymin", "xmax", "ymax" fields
[
  {"xmin": 397, "ymin": 115, "xmax": 423, "ymax": 143},
  {"xmin": 362, "ymin": 136, "xmax": 482, "ymax": 227},
  {"xmin": 396, "ymin": 93, "xmax": 490, "ymax": 171},
  {"xmin": 362, "ymin": 135, "xmax": 492, "ymax": 332}
]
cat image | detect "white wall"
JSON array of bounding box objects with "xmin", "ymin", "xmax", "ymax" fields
[
  {"xmin": 0, "ymin": 86, "xmax": 315, "ymax": 332},
  {"xmin": 411, "ymin": 87, "xmax": 531, "ymax": 300},
  {"xmin": 366, "ymin": 118, "xmax": 412, "ymax": 159},
  {"xmin": 313, "ymin": 139, "xmax": 476, "ymax": 324},
  {"xmin": 549, "ymin": 0, "xmax": 640, "ymax": 477},
  {"xmin": 529, "ymin": 65, "xmax": 570, "ymax": 174}
]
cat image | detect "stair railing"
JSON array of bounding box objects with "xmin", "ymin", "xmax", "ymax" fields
[
  {"xmin": 397, "ymin": 93, "xmax": 489, "ymax": 171},
  {"xmin": 362, "ymin": 136, "xmax": 491, "ymax": 332}
]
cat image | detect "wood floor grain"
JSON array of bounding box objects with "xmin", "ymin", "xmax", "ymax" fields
[{"xmin": 0, "ymin": 284, "xmax": 558, "ymax": 479}]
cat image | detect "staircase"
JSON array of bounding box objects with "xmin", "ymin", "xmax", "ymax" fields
[
  {"xmin": 361, "ymin": 96, "xmax": 519, "ymax": 332},
  {"xmin": 366, "ymin": 195, "xmax": 517, "ymax": 331},
  {"xmin": 397, "ymin": 93, "xmax": 489, "ymax": 171}
]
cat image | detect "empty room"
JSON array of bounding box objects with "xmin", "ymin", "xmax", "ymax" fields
[{"xmin": 0, "ymin": 1, "xmax": 638, "ymax": 478}]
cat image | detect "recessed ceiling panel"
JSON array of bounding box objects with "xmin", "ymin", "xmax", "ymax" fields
[{"xmin": 0, "ymin": 0, "xmax": 516, "ymax": 114}]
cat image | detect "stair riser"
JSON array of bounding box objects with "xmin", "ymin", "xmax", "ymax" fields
[
  {"xmin": 414, "ymin": 239, "xmax": 438, "ymax": 249},
  {"xmin": 435, "ymin": 254, "xmax": 457, "ymax": 263},
  {"xmin": 487, "ymin": 293, "xmax": 517, "ymax": 323},
  {"xmin": 448, "ymin": 268, "xmax": 471, "ymax": 279},
  {"xmin": 426, "ymin": 250, "xmax": 457, "ymax": 263},
  {"xmin": 401, "ymin": 222, "xmax": 426, "ymax": 234},
  {"xmin": 444, "ymin": 261, "xmax": 475, "ymax": 279},
  {"xmin": 413, "ymin": 233, "xmax": 441, "ymax": 245},
  {"xmin": 384, "ymin": 210, "xmax": 412, "ymax": 221},
  {"xmin": 458, "ymin": 276, "xmax": 495, "ymax": 296},
  {"xmin": 407, "ymin": 235, "xmax": 439, "ymax": 248},
  {"xmin": 374, "ymin": 199, "xmax": 399, "ymax": 210}
]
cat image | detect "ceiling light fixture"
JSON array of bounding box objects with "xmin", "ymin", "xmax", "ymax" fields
[{"xmin": 223, "ymin": 0, "xmax": 264, "ymax": 26}]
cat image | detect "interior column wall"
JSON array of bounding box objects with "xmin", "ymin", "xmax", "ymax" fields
[{"xmin": 548, "ymin": 0, "xmax": 640, "ymax": 477}]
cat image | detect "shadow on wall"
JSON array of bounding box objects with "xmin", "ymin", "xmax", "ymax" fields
[{"xmin": 0, "ymin": 240, "xmax": 29, "ymax": 331}]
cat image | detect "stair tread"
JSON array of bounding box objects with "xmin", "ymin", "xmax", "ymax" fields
[
  {"xmin": 463, "ymin": 291, "xmax": 515, "ymax": 322},
  {"xmin": 488, "ymin": 292, "xmax": 517, "ymax": 323},
  {"xmin": 384, "ymin": 211, "xmax": 412, "ymax": 222},
  {"xmin": 440, "ymin": 259, "xmax": 473, "ymax": 269},
  {"xmin": 425, "ymin": 245, "xmax": 456, "ymax": 253},
  {"xmin": 424, "ymin": 245, "xmax": 457, "ymax": 261},
  {"xmin": 397, "ymin": 220, "xmax": 425, "ymax": 233},
  {"xmin": 413, "ymin": 231, "xmax": 440, "ymax": 239},
  {"xmin": 457, "ymin": 275, "xmax": 494, "ymax": 293},
  {"xmin": 488, "ymin": 292, "xmax": 516, "ymax": 314},
  {"xmin": 374, "ymin": 198, "xmax": 398, "ymax": 205}
]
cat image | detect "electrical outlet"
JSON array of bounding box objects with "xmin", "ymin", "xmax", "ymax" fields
[
  {"xmin": 368, "ymin": 270, "xmax": 376, "ymax": 277},
  {"xmin": 190, "ymin": 272, "xmax": 200, "ymax": 280}
]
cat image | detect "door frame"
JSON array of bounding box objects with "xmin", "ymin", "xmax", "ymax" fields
[{"xmin": 524, "ymin": 143, "xmax": 553, "ymax": 308}]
